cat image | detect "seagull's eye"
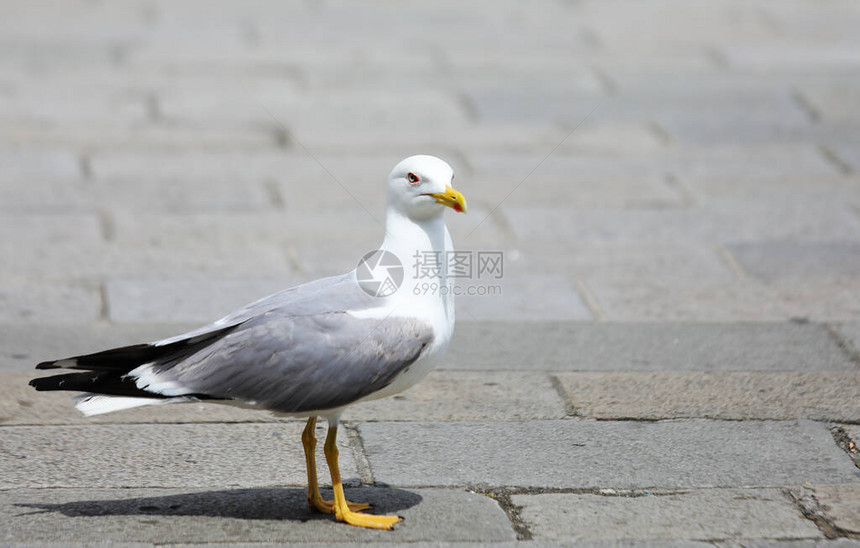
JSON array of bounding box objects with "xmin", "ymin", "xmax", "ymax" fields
[{"xmin": 407, "ymin": 172, "xmax": 420, "ymax": 184}]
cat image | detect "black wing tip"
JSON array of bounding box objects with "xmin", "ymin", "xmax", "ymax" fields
[
  {"xmin": 29, "ymin": 377, "xmax": 52, "ymax": 390},
  {"xmin": 36, "ymin": 358, "xmax": 78, "ymax": 370}
]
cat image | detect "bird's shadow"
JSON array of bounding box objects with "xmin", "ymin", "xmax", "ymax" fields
[{"xmin": 16, "ymin": 487, "xmax": 422, "ymax": 522}]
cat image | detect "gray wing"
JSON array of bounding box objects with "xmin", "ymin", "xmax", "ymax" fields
[{"xmin": 135, "ymin": 276, "xmax": 434, "ymax": 413}]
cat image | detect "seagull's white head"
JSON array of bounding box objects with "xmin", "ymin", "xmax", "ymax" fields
[{"xmin": 387, "ymin": 155, "xmax": 467, "ymax": 221}]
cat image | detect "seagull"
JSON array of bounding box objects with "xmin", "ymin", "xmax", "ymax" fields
[{"xmin": 29, "ymin": 155, "xmax": 467, "ymax": 530}]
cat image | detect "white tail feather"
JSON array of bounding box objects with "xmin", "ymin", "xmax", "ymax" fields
[{"xmin": 75, "ymin": 394, "xmax": 193, "ymax": 416}]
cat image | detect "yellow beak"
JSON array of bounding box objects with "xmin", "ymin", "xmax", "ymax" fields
[{"xmin": 428, "ymin": 185, "xmax": 467, "ymax": 214}]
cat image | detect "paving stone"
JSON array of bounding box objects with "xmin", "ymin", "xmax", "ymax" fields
[
  {"xmin": 583, "ymin": 2, "xmax": 776, "ymax": 51},
  {"xmin": 805, "ymin": 485, "xmax": 860, "ymax": 536},
  {"xmin": 289, "ymin": 240, "xmax": 385, "ymax": 279},
  {"xmin": 0, "ymin": 282, "xmax": 101, "ymax": 324},
  {"xmin": 594, "ymin": 77, "xmax": 812, "ymax": 144},
  {"xmin": 90, "ymin": 150, "xmax": 307, "ymax": 185},
  {"xmin": 513, "ymin": 489, "xmax": 821, "ymax": 542},
  {"xmin": 503, "ymin": 202, "xmax": 860, "ymax": 245},
  {"xmin": 85, "ymin": 177, "xmax": 273, "ymax": 213},
  {"xmin": 555, "ymin": 372, "xmax": 860, "ymax": 421},
  {"xmin": 556, "ymin": 121, "xmax": 666, "ymax": 153},
  {"xmin": 0, "ymin": 487, "xmax": 514, "ymax": 544},
  {"xmin": 443, "ymin": 321, "xmax": 854, "ymax": 372},
  {"xmin": 0, "ymin": 179, "xmax": 88, "ymax": 213},
  {"xmin": 0, "ymin": 124, "xmax": 278, "ymax": 150},
  {"xmin": 467, "ymin": 87, "xmax": 605, "ymax": 125},
  {"xmin": 3, "ymin": 215, "xmax": 294, "ymax": 282},
  {"xmin": 298, "ymin": 123, "xmax": 571, "ymax": 152},
  {"xmin": 361, "ymin": 420, "xmax": 858, "ymax": 489},
  {"xmin": 161, "ymin": 89, "xmax": 469, "ymax": 133},
  {"xmin": 456, "ymin": 63, "xmax": 604, "ymax": 96},
  {"xmin": 681, "ymin": 179, "xmax": 859, "ymax": 209},
  {"xmin": 832, "ymin": 142, "xmax": 860, "ymax": 172},
  {"xmin": 0, "ymin": 147, "xmax": 80, "ymax": 182},
  {"xmin": 725, "ymin": 540, "xmax": 860, "ymax": 548},
  {"xmin": 726, "ymin": 242, "xmax": 860, "ymax": 282},
  {"xmin": 0, "ymin": 422, "xmax": 359, "ymax": 489},
  {"xmin": 0, "ymin": 83, "xmax": 147, "ymax": 128},
  {"xmin": 797, "ymin": 78, "xmax": 860, "ymax": 123},
  {"xmin": 0, "ymin": 38, "xmax": 117, "ymax": 74},
  {"xmin": 843, "ymin": 424, "xmax": 860, "ymax": 451},
  {"xmin": 656, "ymin": 108, "xmax": 814, "ymax": 145},
  {"xmin": 720, "ymin": 39, "xmax": 860, "ymax": 73},
  {"xmin": 0, "ymin": 214, "xmax": 105, "ymax": 282},
  {"xmin": 105, "ymin": 278, "xmax": 299, "ymax": 324},
  {"xmin": 455, "ymin": 272, "xmax": 593, "ymax": 322},
  {"xmin": 110, "ymin": 210, "xmax": 382, "ymax": 249},
  {"xmin": 465, "ymin": 152, "xmax": 681, "ymax": 209},
  {"xmin": 833, "ymin": 323, "xmax": 860, "ymax": 360},
  {"xmin": 92, "ymin": 241, "xmax": 293, "ymax": 280},
  {"xmin": 586, "ymin": 278, "xmax": 860, "ymax": 322},
  {"xmin": 348, "ymin": 371, "xmax": 565, "ymax": 422},
  {"xmin": 2, "ymin": 370, "xmax": 565, "ymax": 425},
  {"xmin": 667, "ymin": 144, "xmax": 839, "ymax": 184},
  {"xmin": 518, "ymin": 244, "xmax": 734, "ymax": 283},
  {"xmin": 0, "ymin": 1, "xmax": 150, "ymax": 41},
  {"xmin": 155, "ymin": 84, "xmax": 304, "ymax": 131}
]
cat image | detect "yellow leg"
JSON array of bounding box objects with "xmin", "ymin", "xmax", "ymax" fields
[
  {"xmin": 324, "ymin": 424, "xmax": 402, "ymax": 529},
  {"xmin": 301, "ymin": 417, "xmax": 371, "ymax": 514}
]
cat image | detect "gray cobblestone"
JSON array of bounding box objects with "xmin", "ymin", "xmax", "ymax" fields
[
  {"xmin": 0, "ymin": 487, "xmax": 515, "ymax": 544},
  {"xmin": 726, "ymin": 242, "xmax": 860, "ymax": 282},
  {"xmin": 503, "ymin": 202, "xmax": 860, "ymax": 245},
  {"xmin": 0, "ymin": 84, "xmax": 147, "ymax": 128},
  {"xmin": 515, "ymin": 244, "xmax": 734, "ymax": 282},
  {"xmin": 106, "ymin": 278, "xmax": 294, "ymax": 324},
  {"xmin": 0, "ymin": 147, "xmax": 81, "ymax": 182},
  {"xmin": 833, "ymin": 323, "xmax": 860, "ymax": 360},
  {"xmin": 162, "ymin": 89, "xmax": 469, "ymax": 133},
  {"xmin": 0, "ymin": 422, "xmax": 359, "ymax": 489},
  {"xmin": 85, "ymin": 178, "xmax": 273, "ymax": 213},
  {"xmin": 831, "ymin": 143, "xmax": 860, "ymax": 172},
  {"xmin": 110, "ymin": 211, "xmax": 381, "ymax": 249},
  {"xmin": 796, "ymin": 485, "xmax": 860, "ymax": 536},
  {"xmin": 514, "ymin": 489, "xmax": 821, "ymax": 542},
  {"xmin": 798, "ymin": 79, "xmax": 860, "ymax": 123},
  {"xmin": 585, "ymin": 278, "xmax": 860, "ymax": 322},
  {"xmin": 456, "ymin": 273, "xmax": 592, "ymax": 322},
  {"xmin": 668, "ymin": 144, "xmax": 840, "ymax": 184},
  {"xmin": 0, "ymin": 283, "xmax": 101, "ymax": 324},
  {"xmin": 556, "ymin": 372, "xmax": 860, "ymax": 421},
  {"xmin": 0, "ymin": 125, "xmax": 278, "ymax": 150},
  {"xmin": 361, "ymin": 420, "xmax": 858, "ymax": 489},
  {"xmin": 442, "ymin": 321, "xmax": 854, "ymax": 372},
  {"xmin": 0, "ymin": 214, "xmax": 104, "ymax": 282},
  {"xmin": 465, "ymin": 152, "xmax": 681, "ymax": 209}
]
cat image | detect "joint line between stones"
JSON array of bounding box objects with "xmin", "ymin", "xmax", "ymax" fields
[{"xmin": 343, "ymin": 423, "xmax": 375, "ymax": 486}]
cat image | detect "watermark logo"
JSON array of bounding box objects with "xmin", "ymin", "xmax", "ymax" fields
[
  {"xmin": 358, "ymin": 249, "xmax": 505, "ymax": 298},
  {"xmin": 356, "ymin": 250, "xmax": 404, "ymax": 297},
  {"xmin": 413, "ymin": 250, "xmax": 504, "ymax": 279}
]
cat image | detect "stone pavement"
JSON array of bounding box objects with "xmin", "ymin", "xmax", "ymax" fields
[{"xmin": 1, "ymin": 0, "xmax": 860, "ymax": 545}]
